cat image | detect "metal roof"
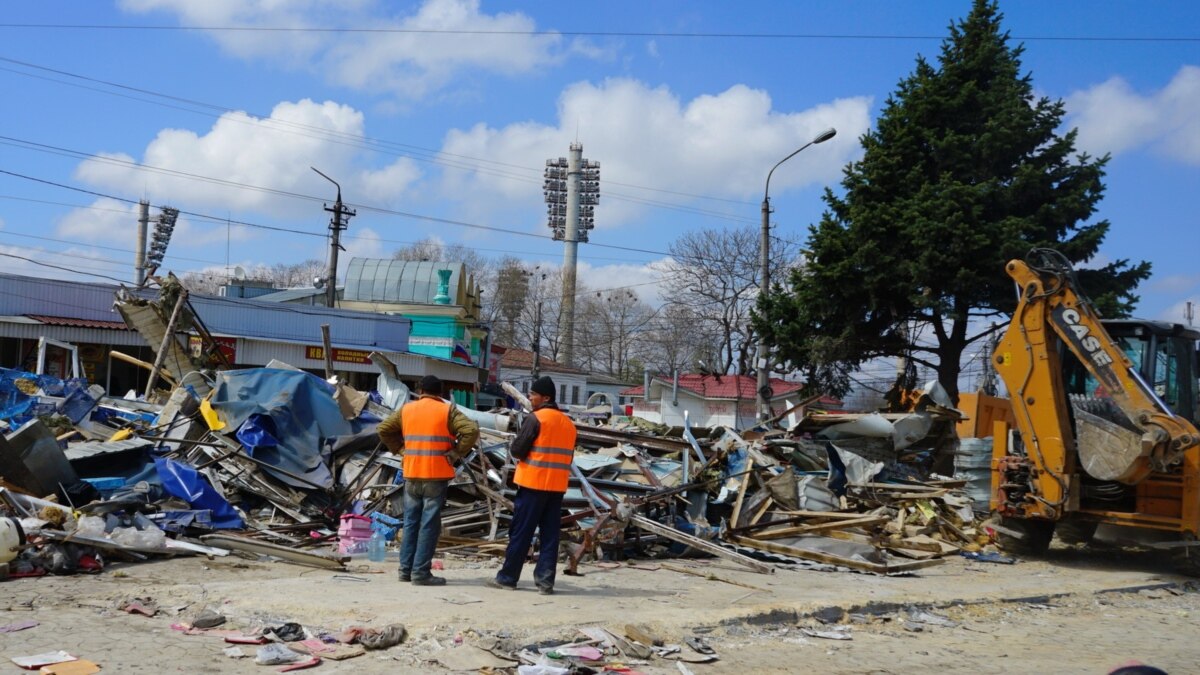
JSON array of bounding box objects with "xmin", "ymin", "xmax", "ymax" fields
[
  {"xmin": 253, "ymin": 287, "xmax": 332, "ymax": 304},
  {"xmin": 343, "ymin": 258, "xmax": 464, "ymax": 305},
  {"xmin": 27, "ymin": 314, "xmax": 131, "ymax": 330},
  {"xmin": 0, "ymin": 272, "xmax": 410, "ymax": 353}
]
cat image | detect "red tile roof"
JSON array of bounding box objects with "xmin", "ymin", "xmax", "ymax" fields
[
  {"xmin": 620, "ymin": 374, "xmax": 803, "ymax": 400},
  {"xmin": 496, "ymin": 346, "xmax": 585, "ymax": 375},
  {"xmin": 27, "ymin": 314, "xmax": 130, "ymax": 330}
]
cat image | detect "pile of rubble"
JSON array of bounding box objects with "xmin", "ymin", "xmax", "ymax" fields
[{"xmin": 1, "ymin": 281, "xmax": 1004, "ymax": 586}]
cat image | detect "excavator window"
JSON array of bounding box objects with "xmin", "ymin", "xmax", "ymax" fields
[
  {"xmin": 1152, "ymin": 338, "xmax": 1180, "ymax": 410},
  {"xmin": 1062, "ymin": 335, "xmax": 1148, "ymax": 399}
]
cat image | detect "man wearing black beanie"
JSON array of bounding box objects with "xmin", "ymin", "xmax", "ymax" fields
[{"xmin": 488, "ymin": 375, "xmax": 576, "ymax": 594}]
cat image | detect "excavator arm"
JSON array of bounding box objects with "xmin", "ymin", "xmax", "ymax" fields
[{"xmin": 994, "ymin": 250, "xmax": 1199, "ymax": 518}]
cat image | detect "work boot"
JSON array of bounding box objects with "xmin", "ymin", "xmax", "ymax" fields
[
  {"xmin": 537, "ymin": 585, "xmax": 554, "ymax": 596},
  {"xmin": 411, "ymin": 575, "xmax": 446, "ymax": 586},
  {"xmin": 486, "ymin": 578, "xmax": 517, "ymax": 590},
  {"xmin": 398, "ymin": 570, "xmax": 411, "ymax": 582}
]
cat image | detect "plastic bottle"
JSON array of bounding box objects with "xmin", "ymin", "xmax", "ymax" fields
[{"xmin": 367, "ymin": 529, "xmax": 387, "ymax": 562}]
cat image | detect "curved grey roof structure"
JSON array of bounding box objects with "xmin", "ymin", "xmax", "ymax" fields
[{"xmin": 343, "ymin": 258, "xmax": 465, "ymax": 305}]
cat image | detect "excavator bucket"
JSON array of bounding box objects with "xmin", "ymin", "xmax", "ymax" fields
[{"xmin": 1072, "ymin": 398, "xmax": 1149, "ymax": 484}]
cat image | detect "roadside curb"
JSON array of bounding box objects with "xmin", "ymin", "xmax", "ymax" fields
[{"xmin": 713, "ymin": 580, "xmax": 1188, "ymax": 629}]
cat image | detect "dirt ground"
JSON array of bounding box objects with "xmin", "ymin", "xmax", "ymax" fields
[{"xmin": 1, "ymin": 544, "xmax": 1197, "ymax": 674}]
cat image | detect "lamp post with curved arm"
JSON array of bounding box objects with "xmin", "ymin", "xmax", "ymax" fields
[{"xmin": 756, "ymin": 127, "xmax": 837, "ymax": 423}]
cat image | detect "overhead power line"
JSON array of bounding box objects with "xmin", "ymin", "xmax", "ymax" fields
[
  {"xmin": 1, "ymin": 24, "xmax": 1196, "ymax": 42},
  {"xmin": 0, "ymin": 164, "xmax": 717, "ymax": 264}
]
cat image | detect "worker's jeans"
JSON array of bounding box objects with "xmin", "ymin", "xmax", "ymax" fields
[
  {"xmin": 496, "ymin": 487, "xmax": 564, "ymax": 589},
  {"xmin": 399, "ymin": 478, "xmax": 448, "ymax": 579}
]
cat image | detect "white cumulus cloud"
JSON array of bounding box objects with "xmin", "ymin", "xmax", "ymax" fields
[
  {"xmin": 1066, "ymin": 65, "xmax": 1200, "ymax": 165},
  {"xmin": 119, "ymin": 0, "xmax": 588, "ymax": 99},
  {"xmin": 70, "ymin": 99, "xmax": 421, "ymax": 220},
  {"xmin": 439, "ymin": 78, "xmax": 871, "ymax": 227}
]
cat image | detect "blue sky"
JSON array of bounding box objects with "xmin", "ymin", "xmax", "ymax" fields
[{"xmin": 1, "ymin": 0, "xmax": 1197, "ymax": 326}]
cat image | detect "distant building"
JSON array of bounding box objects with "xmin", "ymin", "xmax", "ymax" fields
[
  {"xmin": 584, "ymin": 372, "xmax": 639, "ymax": 414},
  {"xmin": 495, "ymin": 347, "xmax": 588, "ymax": 407},
  {"xmin": 0, "ymin": 272, "xmax": 479, "ymax": 401},
  {"xmin": 620, "ymin": 374, "xmax": 807, "ymax": 428},
  {"xmin": 258, "ymin": 257, "xmax": 491, "ymax": 406}
]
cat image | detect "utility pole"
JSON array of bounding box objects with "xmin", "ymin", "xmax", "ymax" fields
[
  {"xmin": 532, "ymin": 300, "xmax": 543, "ymax": 379},
  {"xmin": 312, "ymin": 167, "xmax": 355, "ymax": 308},
  {"xmin": 135, "ymin": 199, "xmax": 149, "ymax": 286},
  {"xmin": 1186, "ymin": 301, "xmax": 1195, "ymax": 327},
  {"xmin": 545, "ymin": 144, "xmax": 599, "ymax": 368},
  {"xmin": 756, "ymin": 129, "xmax": 836, "ymax": 423}
]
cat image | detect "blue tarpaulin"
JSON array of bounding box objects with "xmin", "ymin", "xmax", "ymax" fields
[
  {"xmin": 154, "ymin": 456, "xmax": 243, "ymax": 529},
  {"xmin": 208, "ymin": 368, "xmax": 360, "ymax": 489}
]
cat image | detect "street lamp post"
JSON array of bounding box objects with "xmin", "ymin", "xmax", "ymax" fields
[{"xmin": 756, "ymin": 127, "xmax": 837, "ymax": 424}]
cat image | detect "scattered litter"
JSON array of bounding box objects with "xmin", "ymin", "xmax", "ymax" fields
[
  {"xmin": 801, "ymin": 627, "xmax": 853, "ymax": 641},
  {"xmin": 190, "ymin": 609, "xmax": 226, "ymax": 629},
  {"xmin": 119, "ymin": 597, "xmax": 158, "ymax": 617},
  {"xmin": 961, "ymin": 551, "xmax": 1015, "ymax": 564},
  {"xmin": 255, "ymin": 644, "xmax": 303, "ymax": 666},
  {"xmin": 10, "ymin": 651, "xmax": 77, "ymax": 670},
  {"xmin": 0, "ymin": 620, "xmax": 39, "ymax": 633}
]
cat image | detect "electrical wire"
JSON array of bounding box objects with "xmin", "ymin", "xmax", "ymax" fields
[{"xmin": 2, "ymin": 24, "xmax": 1196, "ymax": 42}]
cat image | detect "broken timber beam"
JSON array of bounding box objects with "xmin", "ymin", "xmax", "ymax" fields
[
  {"xmin": 201, "ymin": 533, "xmax": 348, "ymax": 569},
  {"xmin": 629, "ymin": 514, "xmax": 773, "ymax": 574},
  {"xmin": 752, "ymin": 515, "xmax": 891, "ymax": 541},
  {"xmin": 729, "ymin": 534, "xmax": 943, "ymax": 575}
]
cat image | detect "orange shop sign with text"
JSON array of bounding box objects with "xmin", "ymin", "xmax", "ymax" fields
[{"xmin": 306, "ymin": 346, "xmax": 372, "ymax": 365}]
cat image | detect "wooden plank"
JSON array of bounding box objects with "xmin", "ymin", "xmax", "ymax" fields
[
  {"xmin": 630, "ymin": 514, "xmax": 774, "ymax": 574},
  {"xmin": 729, "ymin": 468, "xmax": 752, "ymax": 529},
  {"xmin": 659, "ymin": 562, "xmax": 768, "ymax": 591},
  {"xmin": 748, "ymin": 496, "xmax": 774, "ymax": 527},
  {"xmin": 200, "ymin": 534, "xmax": 348, "ymax": 569},
  {"xmin": 753, "ymin": 515, "xmax": 889, "ymax": 541},
  {"xmin": 729, "ymin": 534, "xmax": 943, "ymax": 575}
]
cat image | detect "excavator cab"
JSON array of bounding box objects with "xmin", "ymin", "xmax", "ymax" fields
[{"xmin": 1062, "ymin": 320, "xmax": 1200, "ymax": 427}]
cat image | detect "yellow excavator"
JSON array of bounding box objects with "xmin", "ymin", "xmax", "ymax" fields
[{"xmin": 991, "ymin": 249, "xmax": 1200, "ymax": 574}]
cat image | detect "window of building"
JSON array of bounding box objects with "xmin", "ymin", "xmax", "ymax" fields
[
  {"xmin": 523, "ymin": 380, "xmax": 529, "ymax": 393},
  {"xmin": 560, "ymin": 384, "xmax": 567, "ymax": 402},
  {"xmin": 571, "ymin": 385, "xmax": 580, "ymax": 405}
]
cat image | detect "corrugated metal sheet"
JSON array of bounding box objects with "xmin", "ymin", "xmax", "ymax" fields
[
  {"xmin": 236, "ymin": 339, "xmax": 480, "ymax": 383},
  {"xmin": 27, "ymin": 314, "xmax": 131, "ymax": 330},
  {"xmin": 0, "ymin": 273, "xmax": 134, "ymax": 322},
  {"xmin": 189, "ymin": 294, "xmax": 410, "ymax": 353},
  {"xmin": 0, "ymin": 318, "xmax": 146, "ymax": 346},
  {"xmin": 0, "ymin": 272, "xmax": 409, "ymax": 354},
  {"xmin": 343, "ymin": 258, "xmax": 463, "ymax": 305},
  {"xmin": 115, "ymin": 302, "xmax": 195, "ymax": 383},
  {"xmin": 253, "ymin": 287, "xmax": 329, "ymax": 304}
]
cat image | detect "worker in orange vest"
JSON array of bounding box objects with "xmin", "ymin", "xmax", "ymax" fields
[
  {"xmin": 377, "ymin": 375, "xmax": 479, "ymax": 586},
  {"xmin": 488, "ymin": 375, "xmax": 576, "ymax": 594}
]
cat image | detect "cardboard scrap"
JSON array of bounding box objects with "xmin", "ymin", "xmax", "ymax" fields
[{"xmin": 39, "ymin": 661, "xmax": 100, "ymax": 675}]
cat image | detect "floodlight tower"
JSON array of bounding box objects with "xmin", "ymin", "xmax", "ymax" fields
[{"xmin": 544, "ymin": 143, "xmax": 599, "ymax": 367}]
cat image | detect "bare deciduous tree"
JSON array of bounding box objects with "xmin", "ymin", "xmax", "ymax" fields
[
  {"xmin": 574, "ymin": 289, "xmax": 657, "ymax": 379},
  {"xmin": 661, "ymin": 225, "xmax": 800, "ymax": 374}
]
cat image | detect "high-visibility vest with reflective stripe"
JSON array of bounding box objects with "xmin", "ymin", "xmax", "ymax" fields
[
  {"xmin": 514, "ymin": 407, "xmax": 577, "ymax": 493},
  {"xmin": 400, "ymin": 397, "xmax": 456, "ymax": 480}
]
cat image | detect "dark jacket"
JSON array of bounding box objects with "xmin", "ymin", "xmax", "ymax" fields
[{"xmin": 509, "ymin": 401, "xmax": 562, "ymax": 461}]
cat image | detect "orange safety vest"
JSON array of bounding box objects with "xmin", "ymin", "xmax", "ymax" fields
[
  {"xmin": 514, "ymin": 407, "xmax": 577, "ymax": 493},
  {"xmin": 400, "ymin": 397, "xmax": 456, "ymax": 480}
]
